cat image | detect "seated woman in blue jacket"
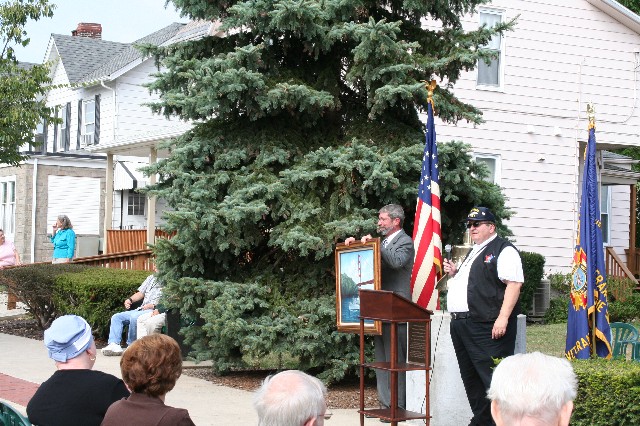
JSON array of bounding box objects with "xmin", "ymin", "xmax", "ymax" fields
[{"xmin": 51, "ymin": 214, "xmax": 76, "ymax": 263}]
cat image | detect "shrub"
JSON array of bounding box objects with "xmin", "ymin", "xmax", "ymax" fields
[
  {"xmin": 0, "ymin": 264, "xmax": 151, "ymax": 335},
  {"xmin": 571, "ymin": 358, "xmax": 640, "ymax": 425},
  {"xmin": 608, "ymin": 277, "xmax": 637, "ymax": 303},
  {"xmin": 54, "ymin": 268, "xmax": 151, "ymax": 338},
  {"xmin": 520, "ymin": 251, "xmax": 545, "ymax": 314},
  {"xmin": 609, "ymin": 293, "xmax": 640, "ymax": 323},
  {"xmin": 548, "ymin": 272, "xmax": 571, "ymax": 295},
  {"xmin": 543, "ymin": 296, "xmax": 569, "ymax": 324},
  {"xmin": 0, "ymin": 264, "xmax": 90, "ymax": 329}
]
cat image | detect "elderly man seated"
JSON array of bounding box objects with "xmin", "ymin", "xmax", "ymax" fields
[
  {"xmin": 488, "ymin": 352, "xmax": 578, "ymax": 426},
  {"xmin": 102, "ymin": 270, "xmax": 163, "ymax": 356}
]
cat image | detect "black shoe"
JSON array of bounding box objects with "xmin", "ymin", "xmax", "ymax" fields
[{"xmin": 380, "ymin": 419, "xmax": 391, "ymax": 424}]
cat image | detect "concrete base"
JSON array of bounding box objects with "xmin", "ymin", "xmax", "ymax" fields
[
  {"xmin": 406, "ymin": 312, "xmax": 527, "ymax": 426},
  {"xmin": 406, "ymin": 311, "xmax": 471, "ymax": 426}
]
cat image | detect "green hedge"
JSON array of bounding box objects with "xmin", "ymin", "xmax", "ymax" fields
[
  {"xmin": 609, "ymin": 293, "xmax": 640, "ymax": 323},
  {"xmin": 0, "ymin": 264, "xmax": 150, "ymax": 336},
  {"xmin": 54, "ymin": 268, "xmax": 151, "ymax": 338},
  {"xmin": 520, "ymin": 251, "xmax": 545, "ymax": 314},
  {"xmin": 571, "ymin": 358, "xmax": 640, "ymax": 425},
  {"xmin": 0, "ymin": 264, "xmax": 91, "ymax": 329}
]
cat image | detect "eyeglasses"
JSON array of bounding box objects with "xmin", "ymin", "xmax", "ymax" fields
[{"xmin": 466, "ymin": 221, "xmax": 491, "ymax": 229}]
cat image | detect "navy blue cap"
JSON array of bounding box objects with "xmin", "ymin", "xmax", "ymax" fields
[{"xmin": 465, "ymin": 207, "xmax": 496, "ymax": 223}]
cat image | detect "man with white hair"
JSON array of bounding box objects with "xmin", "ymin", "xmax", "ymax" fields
[
  {"xmin": 488, "ymin": 352, "xmax": 578, "ymax": 426},
  {"xmin": 253, "ymin": 370, "xmax": 330, "ymax": 426}
]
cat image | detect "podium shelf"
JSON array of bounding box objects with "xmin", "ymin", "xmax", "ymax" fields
[
  {"xmin": 359, "ymin": 407, "xmax": 430, "ymax": 422},
  {"xmin": 362, "ymin": 361, "xmax": 432, "ymax": 372}
]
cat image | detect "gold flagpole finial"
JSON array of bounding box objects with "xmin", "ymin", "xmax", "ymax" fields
[
  {"xmin": 587, "ymin": 102, "xmax": 595, "ymax": 130},
  {"xmin": 421, "ymin": 79, "xmax": 437, "ymax": 108}
]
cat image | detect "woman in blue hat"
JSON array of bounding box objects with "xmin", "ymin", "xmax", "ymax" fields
[{"xmin": 27, "ymin": 315, "xmax": 130, "ymax": 426}]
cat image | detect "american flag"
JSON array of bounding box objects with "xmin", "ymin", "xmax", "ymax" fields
[{"xmin": 410, "ymin": 100, "xmax": 443, "ymax": 309}]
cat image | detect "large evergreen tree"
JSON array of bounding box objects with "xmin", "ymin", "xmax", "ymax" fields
[
  {"xmin": 145, "ymin": 0, "xmax": 513, "ymax": 380},
  {"xmin": 0, "ymin": 0, "xmax": 56, "ymax": 165}
]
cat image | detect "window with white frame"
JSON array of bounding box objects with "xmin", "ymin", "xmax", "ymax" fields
[
  {"xmin": 600, "ymin": 185, "xmax": 611, "ymax": 246},
  {"xmin": 474, "ymin": 154, "xmax": 501, "ymax": 185},
  {"xmin": 128, "ymin": 191, "xmax": 146, "ymax": 216},
  {"xmin": 83, "ymin": 99, "xmax": 95, "ymax": 145},
  {"xmin": 477, "ymin": 9, "xmax": 504, "ymax": 87},
  {"xmin": 0, "ymin": 179, "xmax": 16, "ymax": 236}
]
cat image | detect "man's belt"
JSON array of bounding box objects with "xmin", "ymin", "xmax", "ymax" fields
[{"xmin": 450, "ymin": 312, "xmax": 470, "ymax": 320}]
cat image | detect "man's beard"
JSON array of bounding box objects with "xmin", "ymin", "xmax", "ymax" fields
[{"xmin": 377, "ymin": 226, "xmax": 393, "ymax": 236}]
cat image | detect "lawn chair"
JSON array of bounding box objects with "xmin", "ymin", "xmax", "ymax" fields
[
  {"xmin": 0, "ymin": 400, "xmax": 31, "ymax": 426},
  {"xmin": 610, "ymin": 322, "xmax": 639, "ymax": 359}
]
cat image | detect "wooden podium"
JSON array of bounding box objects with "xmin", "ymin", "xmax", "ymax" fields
[{"xmin": 358, "ymin": 289, "xmax": 432, "ymax": 426}]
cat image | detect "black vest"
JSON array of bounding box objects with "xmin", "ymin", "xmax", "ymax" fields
[{"xmin": 464, "ymin": 236, "xmax": 521, "ymax": 322}]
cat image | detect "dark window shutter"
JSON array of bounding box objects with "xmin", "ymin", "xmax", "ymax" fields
[
  {"xmin": 41, "ymin": 118, "xmax": 48, "ymax": 155},
  {"xmin": 64, "ymin": 102, "xmax": 71, "ymax": 151},
  {"xmin": 53, "ymin": 106, "xmax": 58, "ymax": 153},
  {"xmin": 77, "ymin": 100, "xmax": 83, "ymax": 150},
  {"xmin": 94, "ymin": 94, "xmax": 101, "ymax": 145}
]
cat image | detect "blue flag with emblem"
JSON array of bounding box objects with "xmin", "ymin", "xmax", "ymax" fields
[{"xmin": 565, "ymin": 109, "xmax": 612, "ymax": 359}]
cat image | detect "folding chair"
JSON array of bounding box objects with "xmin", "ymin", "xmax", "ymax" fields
[
  {"xmin": 0, "ymin": 400, "xmax": 31, "ymax": 426},
  {"xmin": 610, "ymin": 322, "xmax": 638, "ymax": 359}
]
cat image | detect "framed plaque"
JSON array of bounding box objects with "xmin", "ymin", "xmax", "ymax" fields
[{"xmin": 334, "ymin": 239, "xmax": 382, "ymax": 334}]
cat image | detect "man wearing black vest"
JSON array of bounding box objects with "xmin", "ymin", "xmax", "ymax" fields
[{"xmin": 443, "ymin": 207, "xmax": 523, "ymax": 426}]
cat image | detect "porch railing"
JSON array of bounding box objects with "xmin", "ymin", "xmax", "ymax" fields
[
  {"xmin": 106, "ymin": 229, "xmax": 173, "ymax": 254},
  {"xmin": 606, "ymin": 247, "xmax": 636, "ymax": 281},
  {"xmin": 625, "ymin": 247, "xmax": 640, "ymax": 278},
  {"xmin": 73, "ymin": 249, "xmax": 154, "ymax": 270}
]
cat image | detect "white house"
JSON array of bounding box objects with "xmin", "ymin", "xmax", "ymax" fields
[
  {"xmin": 428, "ymin": 0, "xmax": 640, "ymax": 275},
  {"xmin": 6, "ymin": 22, "xmax": 216, "ymax": 261}
]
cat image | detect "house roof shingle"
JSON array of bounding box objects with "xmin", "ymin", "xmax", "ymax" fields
[
  {"xmin": 80, "ymin": 22, "xmax": 185, "ymax": 83},
  {"xmin": 51, "ymin": 34, "xmax": 129, "ymax": 83},
  {"xmin": 51, "ymin": 22, "xmax": 185, "ymax": 84}
]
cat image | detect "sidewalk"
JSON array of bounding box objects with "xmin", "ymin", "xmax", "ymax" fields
[{"xmin": 0, "ymin": 330, "xmax": 391, "ymax": 425}]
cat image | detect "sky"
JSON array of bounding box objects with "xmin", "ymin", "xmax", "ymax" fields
[{"xmin": 13, "ymin": 0, "xmax": 187, "ymax": 63}]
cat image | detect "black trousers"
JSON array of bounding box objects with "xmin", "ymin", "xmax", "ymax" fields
[{"xmin": 450, "ymin": 318, "xmax": 516, "ymax": 426}]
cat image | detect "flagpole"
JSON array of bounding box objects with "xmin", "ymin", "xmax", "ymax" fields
[{"xmin": 587, "ymin": 102, "xmax": 597, "ymax": 358}]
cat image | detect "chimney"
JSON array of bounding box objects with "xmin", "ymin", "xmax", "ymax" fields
[{"xmin": 71, "ymin": 23, "xmax": 102, "ymax": 39}]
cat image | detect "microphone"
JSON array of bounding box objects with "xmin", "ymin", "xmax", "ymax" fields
[
  {"xmin": 445, "ymin": 244, "xmax": 452, "ymax": 260},
  {"xmin": 437, "ymin": 244, "xmax": 453, "ymax": 291}
]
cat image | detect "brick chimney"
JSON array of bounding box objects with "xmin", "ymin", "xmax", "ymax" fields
[{"xmin": 71, "ymin": 23, "xmax": 102, "ymax": 39}]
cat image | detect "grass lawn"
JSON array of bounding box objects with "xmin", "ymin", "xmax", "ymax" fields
[{"xmin": 526, "ymin": 322, "xmax": 567, "ymax": 357}]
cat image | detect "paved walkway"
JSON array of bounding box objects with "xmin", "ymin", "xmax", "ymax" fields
[{"xmin": 0, "ymin": 313, "xmax": 388, "ymax": 425}]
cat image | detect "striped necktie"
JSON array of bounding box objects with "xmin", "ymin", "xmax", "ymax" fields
[{"xmin": 383, "ymin": 238, "xmax": 389, "ymax": 248}]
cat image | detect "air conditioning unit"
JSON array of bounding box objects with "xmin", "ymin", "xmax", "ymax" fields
[
  {"xmin": 530, "ymin": 279, "xmax": 551, "ymax": 317},
  {"xmin": 80, "ymin": 134, "xmax": 93, "ymax": 147}
]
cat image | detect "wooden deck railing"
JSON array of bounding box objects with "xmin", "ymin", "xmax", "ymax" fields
[
  {"xmin": 606, "ymin": 247, "xmax": 636, "ymax": 281},
  {"xmin": 73, "ymin": 249, "xmax": 154, "ymax": 270},
  {"xmin": 106, "ymin": 229, "xmax": 174, "ymax": 254},
  {"xmin": 625, "ymin": 247, "xmax": 640, "ymax": 278}
]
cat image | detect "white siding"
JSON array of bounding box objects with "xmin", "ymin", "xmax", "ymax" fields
[
  {"xmin": 115, "ymin": 59, "xmax": 182, "ymax": 138},
  {"xmin": 610, "ymin": 184, "xmax": 632, "ymax": 263},
  {"xmin": 47, "ymin": 175, "xmax": 101, "ymax": 234},
  {"xmin": 426, "ymin": 0, "xmax": 640, "ymax": 272},
  {"xmin": 112, "ymin": 190, "xmax": 169, "ymax": 230}
]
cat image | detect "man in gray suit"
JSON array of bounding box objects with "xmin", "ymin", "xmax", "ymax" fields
[{"xmin": 345, "ymin": 204, "xmax": 415, "ymax": 411}]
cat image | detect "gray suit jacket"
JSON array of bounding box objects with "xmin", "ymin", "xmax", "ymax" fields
[{"xmin": 380, "ymin": 229, "xmax": 414, "ymax": 299}]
